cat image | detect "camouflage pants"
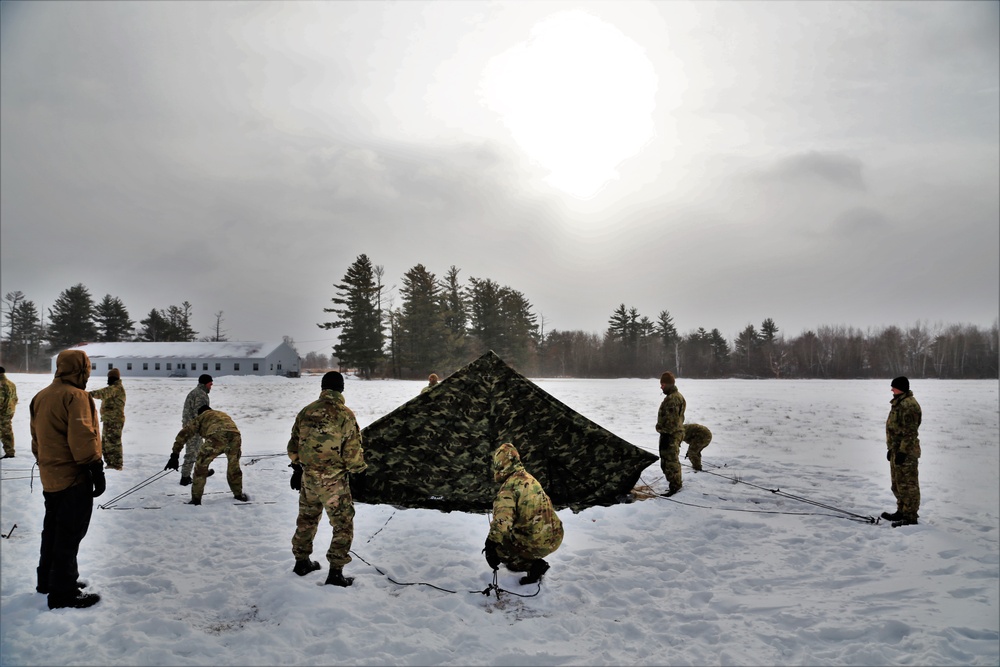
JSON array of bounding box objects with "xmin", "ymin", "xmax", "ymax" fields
[
  {"xmin": 191, "ymin": 432, "xmax": 243, "ymax": 502},
  {"xmin": 683, "ymin": 424, "xmax": 713, "ymax": 471},
  {"xmin": 101, "ymin": 420, "xmax": 123, "ymax": 470},
  {"xmin": 496, "ymin": 528, "xmax": 564, "ymax": 572},
  {"xmin": 292, "ymin": 472, "xmax": 355, "ymax": 568},
  {"xmin": 889, "ymin": 454, "xmax": 920, "ymax": 521},
  {"xmin": 1, "ymin": 417, "xmax": 13, "ymax": 456},
  {"xmin": 659, "ymin": 431, "xmax": 683, "ymax": 491},
  {"xmin": 180, "ymin": 435, "xmax": 204, "ymax": 478}
]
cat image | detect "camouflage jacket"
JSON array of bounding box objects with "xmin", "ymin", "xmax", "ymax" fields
[
  {"xmin": 172, "ymin": 409, "xmax": 239, "ymax": 455},
  {"xmin": 287, "ymin": 389, "xmax": 366, "ymax": 480},
  {"xmin": 488, "ymin": 443, "xmax": 563, "ymax": 551},
  {"xmin": 656, "ymin": 385, "xmax": 686, "ymax": 436},
  {"xmin": 886, "ymin": 391, "xmax": 921, "ymax": 457},
  {"xmin": 90, "ymin": 381, "xmax": 126, "ymax": 423},
  {"xmin": 0, "ymin": 374, "xmax": 16, "ymax": 419},
  {"xmin": 182, "ymin": 385, "xmax": 211, "ymax": 426}
]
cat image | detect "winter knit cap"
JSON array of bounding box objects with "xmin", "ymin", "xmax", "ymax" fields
[
  {"xmin": 198, "ymin": 374, "xmax": 213, "ymax": 385},
  {"xmin": 891, "ymin": 376, "xmax": 909, "ymax": 392},
  {"xmin": 660, "ymin": 371, "xmax": 675, "ymax": 386},
  {"xmin": 197, "ymin": 404, "xmax": 212, "ymax": 415},
  {"xmin": 321, "ymin": 371, "xmax": 345, "ymax": 393},
  {"xmin": 108, "ymin": 368, "xmax": 121, "ymax": 382},
  {"xmin": 0, "ymin": 366, "xmax": 5, "ymax": 374}
]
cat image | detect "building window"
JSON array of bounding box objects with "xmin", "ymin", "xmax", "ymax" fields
[
  {"xmin": 277, "ymin": 362, "xmax": 283, "ymax": 370},
  {"xmin": 234, "ymin": 363, "xmax": 240, "ymax": 371},
  {"xmin": 143, "ymin": 363, "xmax": 148, "ymax": 370},
  {"xmin": 215, "ymin": 363, "xmax": 221, "ymax": 371},
  {"xmin": 108, "ymin": 363, "xmax": 113, "ymax": 370},
  {"xmin": 253, "ymin": 363, "xmax": 259, "ymax": 371},
  {"xmin": 270, "ymin": 364, "xmax": 274, "ymax": 371},
  {"xmin": 155, "ymin": 363, "xmax": 161, "ymax": 370},
  {"xmin": 127, "ymin": 363, "xmax": 132, "ymax": 370},
  {"xmin": 166, "ymin": 363, "xmax": 172, "ymax": 371},
  {"xmin": 192, "ymin": 362, "xmax": 197, "ymax": 370},
  {"xmin": 92, "ymin": 362, "xmax": 97, "ymax": 370},
  {"xmin": 179, "ymin": 363, "xmax": 185, "ymax": 370},
  {"xmin": 203, "ymin": 363, "xmax": 208, "ymax": 370}
]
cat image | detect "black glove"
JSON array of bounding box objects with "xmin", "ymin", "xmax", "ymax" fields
[
  {"xmin": 894, "ymin": 451, "xmax": 907, "ymax": 465},
  {"xmin": 483, "ymin": 539, "xmax": 501, "ymax": 571},
  {"xmin": 289, "ymin": 462, "xmax": 303, "ymax": 491},
  {"xmin": 89, "ymin": 461, "xmax": 106, "ymax": 498},
  {"xmin": 165, "ymin": 452, "xmax": 180, "ymax": 471},
  {"xmin": 886, "ymin": 450, "xmax": 892, "ymax": 462}
]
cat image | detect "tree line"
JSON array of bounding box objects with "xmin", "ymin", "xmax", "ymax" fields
[
  {"xmin": 3, "ymin": 266, "xmax": 997, "ymax": 380},
  {"xmin": 1, "ymin": 285, "xmax": 231, "ymax": 372},
  {"xmin": 321, "ymin": 254, "xmax": 999, "ymax": 380}
]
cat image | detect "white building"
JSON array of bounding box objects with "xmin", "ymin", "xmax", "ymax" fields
[{"xmin": 54, "ymin": 341, "xmax": 301, "ymax": 378}]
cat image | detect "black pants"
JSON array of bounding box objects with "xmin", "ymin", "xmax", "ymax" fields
[{"xmin": 38, "ymin": 482, "xmax": 93, "ymax": 595}]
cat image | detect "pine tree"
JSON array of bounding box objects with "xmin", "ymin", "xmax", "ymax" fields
[
  {"xmin": 137, "ymin": 309, "xmax": 170, "ymax": 341},
  {"xmin": 440, "ymin": 266, "xmax": 469, "ymax": 370},
  {"xmin": 94, "ymin": 295, "xmax": 135, "ymax": 342},
  {"xmin": 3, "ymin": 292, "xmax": 44, "ymax": 371},
  {"xmin": 398, "ymin": 264, "xmax": 447, "ymax": 377},
  {"xmin": 320, "ymin": 254, "xmax": 385, "ymax": 379},
  {"xmin": 47, "ymin": 283, "xmax": 98, "ymax": 351}
]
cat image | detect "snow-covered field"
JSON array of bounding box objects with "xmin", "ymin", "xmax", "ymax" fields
[{"xmin": 1, "ymin": 373, "xmax": 997, "ymax": 666}]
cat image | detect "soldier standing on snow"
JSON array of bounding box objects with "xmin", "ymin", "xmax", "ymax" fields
[
  {"xmin": 89, "ymin": 368, "xmax": 126, "ymax": 470},
  {"xmin": 882, "ymin": 376, "xmax": 922, "ymax": 527},
  {"xmin": 656, "ymin": 371, "xmax": 686, "ymax": 496},
  {"xmin": 682, "ymin": 423, "xmax": 713, "ymax": 472},
  {"xmin": 0, "ymin": 366, "xmax": 17, "ymax": 458},
  {"xmin": 179, "ymin": 374, "xmax": 215, "ymax": 486},
  {"xmin": 287, "ymin": 371, "xmax": 366, "ymax": 587},
  {"xmin": 30, "ymin": 350, "xmax": 104, "ymax": 609},
  {"xmin": 483, "ymin": 443, "xmax": 564, "ymax": 586},
  {"xmin": 165, "ymin": 405, "xmax": 248, "ymax": 505}
]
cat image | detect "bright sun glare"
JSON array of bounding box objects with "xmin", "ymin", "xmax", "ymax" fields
[{"xmin": 481, "ymin": 11, "xmax": 658, "ymax": 200}]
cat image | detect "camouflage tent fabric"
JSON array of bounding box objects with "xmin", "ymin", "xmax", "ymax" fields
[{"xmin": 351, "ymin": 351, "xmax": 658, "ymax": 513}]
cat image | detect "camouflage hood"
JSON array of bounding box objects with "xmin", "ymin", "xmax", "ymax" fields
[
  {"xmin": 351, "ymin": 350, "xmax": 657, "ymax": 513},
  {"xmin": 492, "ymin": 443, "xmax": 525, "ymax": 483},
  {"xmin": 54, "ymin": 350, "xmax": 91, "ymax": 389}
]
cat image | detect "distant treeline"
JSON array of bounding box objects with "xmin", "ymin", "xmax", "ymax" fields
[{"xmin": 4, "ymin": 268, "xmax": 998, "ymax": 380}]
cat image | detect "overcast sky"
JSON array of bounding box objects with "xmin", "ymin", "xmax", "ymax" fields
[{"xmin": 2, "ymin": 1, "xmax": 997, "ymax": 356}]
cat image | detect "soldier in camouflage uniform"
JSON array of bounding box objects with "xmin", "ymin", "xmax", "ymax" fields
[
  {"xmin": 656, "ymin": 371, "xmax": 686, "ymax": 496},
  {"xmin": 165, "ymin": 404, "xmax": 247, "ymax": 505},
  {"xmin": 287, "ymin": 371, "xmax": 366, "ymax": 587},
  {"xmin": 0, "ymin": 367, "xmax": 17, "ymax": 458},
  {"xmin": 883, "ymin": 376, "xmax": 922, "ymax": 527},
  {"xmin": 483, "ymin": 443, "xmax": 564, "ymax": 585},
  {"xmin": 420, "ymin": 373, "xmax": 439, "ymax": 394},
  {"xmin": 179, "ymin": 374, "xmax": 214, "ymax": 486},
  {"xmin": 682, "ymin": 423, "xmax": 713, "ymax": 472},
  {"xmin": 89, "ymin": 368, "xmax": 126, "ymax": 470}
]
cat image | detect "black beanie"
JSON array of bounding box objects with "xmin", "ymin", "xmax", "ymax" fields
[
  {"xmin": 198, "ymin": 404, "xmax": 212, "ymax": 415},
  {"xmin": 199, "ymin": 374, "xmax": 213, "ymax": 385},
  {"xmin": 891, "ymin": 376, "xmax": 909, "ymax": 392},
  {"xmin": 322, "ymin": 371, "xmax": 345, "ymax": 392}
]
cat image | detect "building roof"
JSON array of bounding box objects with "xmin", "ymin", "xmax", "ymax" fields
[{"xmin": 61, "ymin": 341, "xmax": 290, "ymax": 359}]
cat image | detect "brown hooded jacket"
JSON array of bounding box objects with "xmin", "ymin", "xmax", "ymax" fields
[{"xmin": 30, "ymin": 350, "xmax": 102, "ymax": 492}]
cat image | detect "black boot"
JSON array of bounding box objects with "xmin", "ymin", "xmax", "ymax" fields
[
  {"xmin": 187, "ymin": 498, "xmax": 201, "ymax": 506},
  {"xmin": 661, "ymin": 485, "xmax": 682, "ymax": 498},
  {"xmin": 892, "ymin": 516, "xmax": 919, "ymax": 528},
  {"xmin": 48, "ymin": 591, "xmax": 100, "ymax": 610},
  {"xmin": 519, "ymin": 559, "xmax": 550, "ymax": 585},
  {"xmin": 179, "ymin": 476, "xmax": 192, "ymax": 486},
  {"xmin": 293, "ymin": 559, "xmax": 321, "ymax": 576},
  {"xmin": 325, "ymin": 568, "xmax": 354, "ymax": 587},
  {"xmin": 881, "ymin": 510, "xmax": 901, "ymax": 521},
  {"xmin": 207, "ymin": 469, "xmax": 216, "ymax": 477},
  {"xmin": 233, "ymin": 492, "xmax": 249, "ymax": 502}
]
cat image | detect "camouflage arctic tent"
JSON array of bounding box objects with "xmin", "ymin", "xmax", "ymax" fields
[{"xmin": 350, "ymin": 350, "xmax": 658, "ymax": 513}]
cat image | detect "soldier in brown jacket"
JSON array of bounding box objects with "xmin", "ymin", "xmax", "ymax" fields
[{"xmin": 30, "ymin": 349, "xmax": 104, "ymax": 610}]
